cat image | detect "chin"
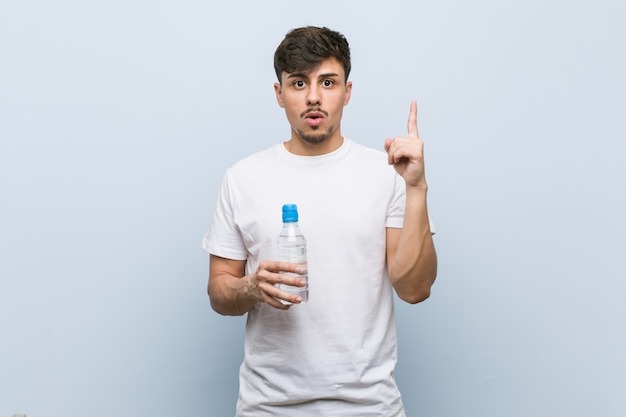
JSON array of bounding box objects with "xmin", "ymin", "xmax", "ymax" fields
[
  {"xmin": 301, "ymin": 135, "xmax": 329, "ymax": 144},
  {"xmin": 298, "ymin": 128, "xmax": 333, "ymax": 144}
]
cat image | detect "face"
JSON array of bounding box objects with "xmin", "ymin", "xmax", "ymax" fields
[{"xmin": 274, "ymin": 57, "xmax": 352, "ymax": 151}]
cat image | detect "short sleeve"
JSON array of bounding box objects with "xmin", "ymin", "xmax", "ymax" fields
[
  {"xmin": 385, "ymin": 172, "xmax": 406, "ymax": 229},
  {"xmin": 385, "ymin": 172, "xmax": 436, "ymax": 235},
  {"xmin": 202, "ymin": 172, "xmax": 248, "ymax": 260}
]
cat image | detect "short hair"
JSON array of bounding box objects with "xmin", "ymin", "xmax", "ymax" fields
[{"xmin": 273, "ymin": 26, "xmax": 351, "ymax": 83}]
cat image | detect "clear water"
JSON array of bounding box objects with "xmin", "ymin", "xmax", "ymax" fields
[{"xmin": 277, "ymin": 233, "xmax": 308, "ymax": 304}]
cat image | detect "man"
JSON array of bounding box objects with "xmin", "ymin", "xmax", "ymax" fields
[{"xmin": 203, "ymin": 26, "xmax": 437, "ymax": 416}]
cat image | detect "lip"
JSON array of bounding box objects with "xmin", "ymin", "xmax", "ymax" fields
[
  {"xmin": 304, "ymin": 111, "xmax": 325, "ymax": 127},
  {"xmin": 304, "ymin": 111, "xmax": 324, "ymax": 119}
]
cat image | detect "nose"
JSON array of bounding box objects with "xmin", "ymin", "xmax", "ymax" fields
[{"xmin": 306, "ymin": 84, "xmax": 321, "ymax": 106}]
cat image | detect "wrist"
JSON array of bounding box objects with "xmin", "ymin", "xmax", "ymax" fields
[
  {"xmin": 240, "ymin": 274, "xmax": 254, "ymax": 298},
  {"xmin": 406, "ymin": 181, "xmax": 428, "ymax": 196}
]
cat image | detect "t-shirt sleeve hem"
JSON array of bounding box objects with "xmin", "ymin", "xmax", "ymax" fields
[{"xmin": 203, "ymin": 243, "xmax": 248, "ymax": 261}]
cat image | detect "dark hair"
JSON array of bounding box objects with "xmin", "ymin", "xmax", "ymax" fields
[{"xmin": 274, "ymin": 26, "xmax": 351, "ymax": 84}]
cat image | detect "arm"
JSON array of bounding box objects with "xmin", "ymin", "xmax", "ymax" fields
[
  {"xmin": 384, "ymin": 101, "xmax": 438, "ymax": 304},
  {"xmin": 386, "ymin": 187, "xmax": 437, "ymax": 303},
  {"xmin": 208, "ymin": 254, "xmax": 307, "ymax": 316}
]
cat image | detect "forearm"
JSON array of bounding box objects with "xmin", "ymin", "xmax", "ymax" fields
[
  {"xmin": 388, "ymin": 185, "xmax": 438, "ymax": 303},
  {"xmin": 208, "ymin": 273, "xmax": 257, "ymax": 316},
  {"xmin": 208, "ymin": 255, "xmax": 258, "ymax": 316}
]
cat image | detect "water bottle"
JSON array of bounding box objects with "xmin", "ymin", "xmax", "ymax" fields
[{"xmin": 277, "ymin": 204, "xmax": 308, "ymax": 304}]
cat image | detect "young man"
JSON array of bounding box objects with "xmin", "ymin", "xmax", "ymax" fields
[{"xmin": 203, "ymin": 26, "xmax": 437, "ymax": 416}]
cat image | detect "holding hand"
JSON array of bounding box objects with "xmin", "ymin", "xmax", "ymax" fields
[
  {"xmin": 245, "ymin": 261, "xmax": 306, "ymax": 309},
  {"xmin": 384, "ymin": 100, "xmax": 427, "ymax": 189}
]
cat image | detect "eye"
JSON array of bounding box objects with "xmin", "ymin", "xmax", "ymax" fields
[
  {"xmin": 322, "ymin": 79, "xmax": 334, "ymax": 87},
  {"xmin": 293, "ymin": 80, "xmax": 306, "ymax": 89}
]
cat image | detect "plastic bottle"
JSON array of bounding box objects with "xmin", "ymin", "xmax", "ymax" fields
[{"xmin": 277, "ymin": 204, "xmax": 308, "ymax": 304}]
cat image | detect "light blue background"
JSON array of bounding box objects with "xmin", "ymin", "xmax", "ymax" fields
[{"xmin": 1, "ymin": 1, "xmax": 625, "ymax": 416}]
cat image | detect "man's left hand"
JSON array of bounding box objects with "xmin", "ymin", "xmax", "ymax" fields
[{"xmin": 384, "ymin": 100, "xmax": 427, "ymax": 189}]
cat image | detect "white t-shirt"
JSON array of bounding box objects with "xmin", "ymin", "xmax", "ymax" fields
[{"xmin": 203, "ymin": 139, "xmax": 409, "ymax": 417}]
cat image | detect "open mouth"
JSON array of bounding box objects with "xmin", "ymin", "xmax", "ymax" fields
[{"xmin": 303, "ymin": 110, "xmax": 326, "ymax": 127}]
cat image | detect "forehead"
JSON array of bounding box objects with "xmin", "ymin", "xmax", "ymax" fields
[{"xmin": 283, "ymin": 57, "xmax": 345, "ymax": 80}]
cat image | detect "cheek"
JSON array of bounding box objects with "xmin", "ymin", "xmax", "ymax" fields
[{"xmin": 283, "ymin": 106, "xmax": 301, "ymax": 123}]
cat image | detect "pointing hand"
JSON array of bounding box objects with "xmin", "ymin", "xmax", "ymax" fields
[{"xmin": 384, "ymin": 100, "xmax": 427, "ymax": 189}]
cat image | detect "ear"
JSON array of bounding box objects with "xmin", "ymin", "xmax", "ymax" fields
[
  {"xmin": 344, "ymin": 81, "xmax": 353, "ymax": 106},
  {"xmin": 274, "ymin": 82, "xmax": 285, "ymax": 108}
]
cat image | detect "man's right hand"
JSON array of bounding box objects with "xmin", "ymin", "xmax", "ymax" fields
[
  {"xmin": 208, "ymin": 255, "xmax": 306, "ymax": 315},
  {"xmin": 244, "ymin": 261, "xmax": 306, "ymax": 309}
]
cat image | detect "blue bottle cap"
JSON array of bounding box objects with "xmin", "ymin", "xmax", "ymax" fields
[{"xmin": 282, "ymin": 204, "xmax": 299, "ymax": 222}]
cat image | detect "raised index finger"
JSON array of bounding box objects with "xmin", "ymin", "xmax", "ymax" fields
[{"xmin": 407, "ymin": 100, "xmax": 419, "ymax": 138}]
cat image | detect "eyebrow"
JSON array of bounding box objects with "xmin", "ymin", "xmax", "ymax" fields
[{"xmin": 286, "ymin": 72, "xmax": 340, "ymax": 79}]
